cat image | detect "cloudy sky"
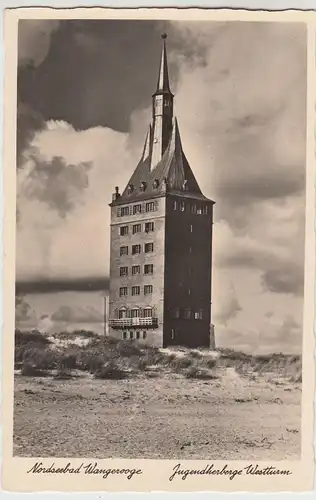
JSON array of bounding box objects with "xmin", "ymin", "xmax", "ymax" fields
[{"xmin": 16, "ymin": 19, "xmax": 306, "ymax": 353}]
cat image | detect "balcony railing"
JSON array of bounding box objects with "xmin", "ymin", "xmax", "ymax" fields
[{"xmin": 109, "ymin": 317, "xmax": 158, "ymax": 329}]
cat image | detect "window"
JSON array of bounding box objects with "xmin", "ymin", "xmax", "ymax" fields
[
  {"xmin": 120, "ymin": 266, "xmax": 128, "ymax": 277},
  {"xmin": 131, "ymin": 308, "xmax": 140, "ymax": 318},
  {"xmin": 189, "ymin": 246, "xmax": 192, "ymax": 254},
  {"xmin": 140, "ymin": 181, "xmax": 147, "ymax": 192},
  {"xmin": 130, "ymin": 331, "xmax": 134, "ymax": 339},
  {"xmin": 132, "ymin": 224, "xmax": 141, "ymax": 234},
  {"xmin": 117, "ymin": 208, "xmax": 121, "ymax": 217},
  {"xmin": 127, "ymin": 184, "xmax": 134, "ymax": 195},
  {"xmin": 143, "ymin": 331, "xmax": 147, "ymax": 340},
  {"xmin": 197, "ymin": 205, "xmax": 202, "ymax": 215},
  {"xmin": 145, "ymin": 202, "xmax": 155, "ymax": 212},
  {"xmin": 136, "ymin": 331, "xmax": 140, "ymax": 340},
  {"xmin": 153, "ymin": 179, "xmax": 159, "ymax": 189},
  {"xmin": 120, "ymin": 246, "xmax": 128, "ymax": 256},
  {"xmin": 184, "ymin": 309, "xmax": 191, "ymax": 319},
  {"xmin": 144, "ymin": 264, "xmax": 154, "ymax": 275},
  {"xmin": 188, "ymin": 288, "xmax": 191, "ymax": 296},
  {"xmin": 132, "ymin": 286, "xmax": 140, "ymax": 296},
  {"xmin": 194, "ymin": 310, "xmax": 203, "ymax": 320},
  {"xmin": 120, "ymin": 226, "xmax": 128, "ymax": 236},
  {"xmin": 172, "ymin": 308, "xmax": 180, "ymax": 319},
  {"xmin": 119, "ymin": 309, "xmax": 127, "ymax": 319},
  {"xmin": 133, "ymin": 204, "xmax": 142, "ymax": 215},
  {"xmin": 145, "ymin": 222, "xmax": 154, "ymax": 233},
  {"xmin": 144, "ymin": 285, "xmax": 153, "ymax": 295},
  {"xmin": 144, "ymin": 242, "xmax": 154, "ymax": 253},
  {"xmin": 180, "ymin": 201, "xmax": 185, "ymax": 212},
  {"xmin": 121, "ymin": 206, "xmax": 130, "ymax": 216},
  {"xmin": 190, "ymin": 224, "xmax": 193, "ymax": 233},
  {"xmin": 202, "ymin": 205, "xmax": 208, "ymax": 215},
  {"xmin": 171, "ymin": 329, "xmax": 175, "ymax": 340},
  {"xmin": 132, "ymin": 265, "xmax": 141, "ymax": 275},
  {"xmin": 119, "ymin": 287, "xmax": 128, "ymax": 297},
  {"xmin": 191, "ymin": 204, "xmax": 197, "ymax": 214},
  {"xmin": 132, "ymin": 244, "xmax": 141, "ymax": 255},
  {"xmin": 173, "ymin": 200, "xmax": 177, "ymax": 211},
  {"xmin": 123, "ymin": 331, "xmax": 127, "ymax": 339},
  {"xmin": 143, "ymin": 308, "xmax": 152, "ymax": 318}
]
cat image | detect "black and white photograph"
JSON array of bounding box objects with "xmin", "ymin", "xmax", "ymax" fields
[{"xmin": 3, "ymin": 7, "xmax": 315, "ymax": 493}]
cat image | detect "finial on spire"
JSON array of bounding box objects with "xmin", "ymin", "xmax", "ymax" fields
[{"xmin": 161, "ymin": 33, "xmax": 167, "ymax": 39}]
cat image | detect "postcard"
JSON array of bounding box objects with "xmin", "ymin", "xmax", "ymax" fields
[{"xmin": 2, "ymin": 7, "xmax": 315, "ymax": 492}]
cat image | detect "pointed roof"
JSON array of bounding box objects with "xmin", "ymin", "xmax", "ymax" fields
[
  {"xmin": 116, "ymin": 118, "xmax": 212, "ymax": 204},
  {"xmin": 155, "ymin": 33, "xmax": 172, "ymax": 95}
]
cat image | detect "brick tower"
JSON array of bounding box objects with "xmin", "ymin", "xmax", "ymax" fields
[{"xmin": 108, "ymin": 34, "xmax": 215, "ymax": 348}]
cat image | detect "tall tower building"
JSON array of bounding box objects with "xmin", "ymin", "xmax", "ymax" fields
[{"xmin": 108, "ymin": 34, "xmax": 215, "ymax": 348}]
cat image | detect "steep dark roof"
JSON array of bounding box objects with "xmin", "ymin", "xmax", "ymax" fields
[{"xmin": 114, "ymin": 118, "xmax": 213, "ymax": 205}]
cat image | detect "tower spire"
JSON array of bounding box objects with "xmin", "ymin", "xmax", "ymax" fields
[
  {"xmin": 156, "ymin": 33, "xmax": 171, "ymax": 94},
  {"xmin": 150, "ymin": 34, "xmax": 174, "ymax": 170}
]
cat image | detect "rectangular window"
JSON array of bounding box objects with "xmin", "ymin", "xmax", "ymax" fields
[
  {"xmin": 136, "ymin": 331, "xmax": 140, "ymax": 340},
  {"xmin": 132, "ymin": 286, "xmax": 140, "ymax": 296},
  {"xmin": 121, "ymin": 206, "xmax": 130, "ymax": 216},
  {"xmin": 197, "ymin": 205, "xmax": 202, "ymax": 215},
  {"xmin": 132, "ymin": 244, "xmax": 141, "ymax": 255},
  {"xmin": 119, "ymin": 287, "xmax": 128, "ymax": 297},
  {"xmin": 188, "ymin": 288, "xmax": 191, "ymax": 296},
  {"xmin": 202, "ymin": 205, "xmax": 208, "ymax": 215},
  {"xmin": 184, "ymin": 309, "xmax": 191, "ymax": 319},
  {"xmin": 145, "ymin": 222, "xmax": 154, "ymax": 233},
  {"xmin": 143, "ymin": 331, "xmax": 147, "ymax": 339},
  {"xmin": 132, "ymin": 224, "xmax": 141, "ymax": 234},
  {"xmin": 190, "ymin": 224, "xmax": 193, "ymax": 233},
  {"xmin": 171, "ymin": 329, "xmax": 175, "ymax": 340},
  {"xmin": 143, "ymin": 308, "xmax": 152, "ymax": 317},
  {"xmin": 180, "ymin": 201, "xmax": 185, "ymax": 212},
  {"xmin": 130, "ymin": 331, "xmax": 134, "ymax": 340},
  {"xmin": 145, "ymin": 202, "xmax": 155, "ymax": 212},
  {"xmin": 131, "ymin": 309, "xmax": 140, "ymax": 318},
  {"xmin": 117, "ymin": 208, "xmax": 121, "ymax": 217},
  {"xmin": 144, "ymin": 242, "xmax": 154, "ymax": 253},
  {"xmin": 123, "ymin": 331, "xmax": 127, "ymax": 340},
  {"xmin": 119, "ymin": 309, "xmax": 127, "ymax": 319},
  {"xmin": 120, "ymin": 246, "xmax": 128, "ymax": 256},
  {"xmin": 144, "ymin": 285, "xmax": 153, "ymax": 295},
  {"xmin": 173, "ymin": 200, "xmax": 177, "ymax": 211},
  {"xmin": 194, "ymin": 310, "xmax": 203, "ymax": 320},
  {"xmin": 119, "ymin": 266, "xmax": 128, "ymax": 277},
  {"xmin": 120, "ymin": 226, "xmax": 129, "ymax": 236},
  {"xmin": 144, "ymin": 264, "xmax": 154, "ymax": 275},
  {"xmin": 133, "ymin": 204, "xmax": 142, "ymax": 215},
  {"xmin": 191, "ymin": 204, "xmax": 197, "ymax": 214},
  {"xmin": 132, "ymin": 265, "xmax": 141, "ymax": 275}
]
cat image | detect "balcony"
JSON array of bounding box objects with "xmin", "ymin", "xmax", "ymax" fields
[{"xmin": 109, "ymin": 317, "xmax": 158, "ymax": 329}]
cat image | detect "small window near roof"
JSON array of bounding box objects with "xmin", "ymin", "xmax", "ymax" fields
[
  {"xmin": 127, "ymin": 184, "xmax": 134, "ymax": 195},
  {"xmin": 153, "ymin": 179, "xmax": 159, "ymax": 189},
  {"xmin": 140, "ymin": 181, "xmax": 147, "ymax": 192}
]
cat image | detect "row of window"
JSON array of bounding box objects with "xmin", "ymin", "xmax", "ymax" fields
[
  {"xmin": 117, "ymin": 201, "xmax": 158, "ymax": 218},
  {"xmin": 171, "ymin": 308, "xmax": 204, "ymax": 320},
  {"xmin": 120, "ymin": 242, "xmax": 154, "ymax": 256},
  {"xmin": 120, "ymin": 264, "xmax": 154, "ymax": 276},
  {"xmin": 120, "ymin": 285, "xmax": 153, "ymax": 297},
  {"xmin": 115, "ymin": 307, "xmax": 203, "ymax": 320},
  {"xmin": 173, "ymin": 200, "xmax": 209, "ymax": 215},
  {"xmin": 119, "ymin": 221, "xmax": 154, "ymax": 236},
  {"xmin": 123, "ymin": 331, "xmax": 147, "ymax": 340},
  {"xmin": 117, "ymin": 308, "xmax": 153, "ymax": 318}
]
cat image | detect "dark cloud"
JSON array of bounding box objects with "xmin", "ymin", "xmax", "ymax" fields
[
  {"xmin": 18, "ymin": 20, "xmax": 60, "ymax": 67},
  {"xmin": 17, "ymin": 20, "xmax": 179, "ymax": 132},
  {"xmin": 15, "ymin": 278, "xmax": 109, "ymax": 295},
  {"xmin": 20, "ymin": 154, "xmax": 91, "ymax": 218},
  {"xmin": 51, "ymin": 305, "xmax": 103, "ymax": 323},
  {"xmin": 261, "ymin": 264, "xmax": 304, "ymax": 296}
]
